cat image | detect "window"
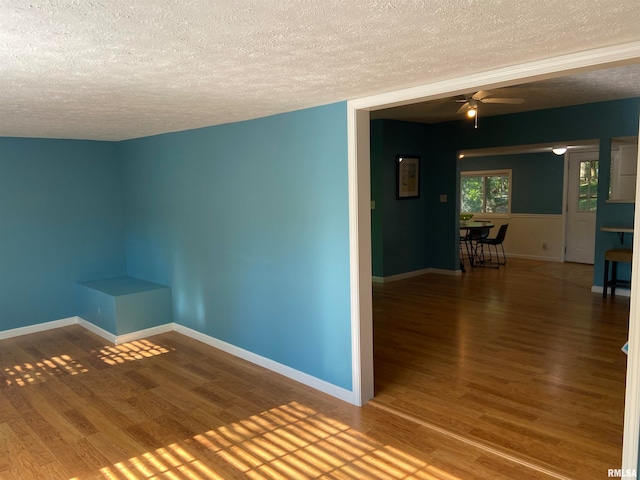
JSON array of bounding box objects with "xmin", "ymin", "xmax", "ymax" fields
[
  {"xmin": 578, "ymin": 160, "xmax": 598, "ymax": 211},
  {"xmin": 461, "ymin": 170, "xmax": 511, "ymax": 214}
]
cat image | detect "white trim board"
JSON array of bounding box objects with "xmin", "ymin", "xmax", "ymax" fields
[
  {"xmin": 508, "ymin": 214, "xmax": 564, "ymax": 220},
  {"xmin": 347, "ymin": 41, "xmax": 640, "ymax": 471},
  {"xmin": 372, "ymin": 267, "xmax": 461, "ymax": 283},
  {"xmin": 0, "ymin": 317, "xmax": 357, "ymax": 405},
  {"xmin": 348, "ymin": 41, "xmax": 640, "ymax": 112},
  {"xmin": 507, "ymin": 253, "xmax": 563, "ymax": 262},
  {"xmin": 623, "ymin": 115, "xmax": 640, "ymax": 476},
  {"xmin": 0, "ymin": 316, "xmax": 77, "ymax": 340},
  {"xmin": 0, "ymin": 316, "xmax": 173, "ymax": 345},
  {"xmin": 173, "ymin": 324, "xmax": 355, "ymax": 404},
  {"xmin": 591, "ymin": 286, "xmax": 632, "ymax": 297},
  {"xmin": 76, "ymin": 318, "xmax": 174, "ymax": 345}
]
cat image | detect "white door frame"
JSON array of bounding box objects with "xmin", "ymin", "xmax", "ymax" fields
[
  {"xmin": 347, "ymin": 41, "xmax": 640, "ymax": 474},
  {"xmin": 564, "ymin": 149, "xmax": 600, "ymax": 264}
]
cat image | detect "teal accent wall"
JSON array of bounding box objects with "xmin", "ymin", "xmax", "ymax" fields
[
  {"xmin": 459, "ymin": 152, "xmax": 564, "ymax": 215},
  {"xmin": 370, "ymin": 119, "xmax": 457, "ymax": 276},
  {"xmin": 121, "ymin": 103, "xmax": 353, "ymax": 390},
  {"xmin": 370, "ymin": 121, "xmax": 384, "ymax": 276},
  {"xmin": 372, "ymin": 98, "xmax": 640, "ymax": 280},
  {"xmin": 1, "ymin": 96, "xmax": 636, "ymax": 393},
  {"xmin": 0, "ymin": 138, "xmax": 127, "ymax": 329}
]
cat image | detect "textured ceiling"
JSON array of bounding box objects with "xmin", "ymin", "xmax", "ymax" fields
[
  {"xmin": 371, "ymin": 64, "xmax": 640, "ymax": 123},
  {"xmin": 1, "ymin": 0, "xmax": 640, "ymax": 141}
]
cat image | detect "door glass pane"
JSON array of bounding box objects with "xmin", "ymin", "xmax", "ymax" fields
[{"xmin": 578, "ymin": 160, "xmax": 598, "ymax": 211}]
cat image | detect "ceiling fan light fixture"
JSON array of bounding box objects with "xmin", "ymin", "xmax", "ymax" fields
[
  {"xmin": 552, "ymin": 145, "xmax": 568, "ymax": 155},
  {"xmin": 466, "ymin": 107, "xmax": 477, "ymax": 118}
]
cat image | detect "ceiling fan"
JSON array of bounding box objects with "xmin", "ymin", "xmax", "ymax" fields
[{"xmin": 456, "ymin": 90, "xmax": 525, "ymax": 127}]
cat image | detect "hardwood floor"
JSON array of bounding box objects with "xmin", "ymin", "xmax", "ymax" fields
[
  {"xmin": 372, "ymin": 258, "xmax": 629, "ymax": 480},
  {"xmin": 1, "ymin": 323, "xmax": 564, "ymax": 479},
  {"xmin": 0, "ymin": 259, "xmax": 626, "ymax": 479}
]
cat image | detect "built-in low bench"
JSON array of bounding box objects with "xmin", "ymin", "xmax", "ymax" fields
[{"xmin": 75, "ymin": 276, "xmax": 172, "ymax": 336}]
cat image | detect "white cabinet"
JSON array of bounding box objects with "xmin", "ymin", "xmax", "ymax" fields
[{"xmin": 609, "ymin": 141, "xmax": 638, "ymax": 202}]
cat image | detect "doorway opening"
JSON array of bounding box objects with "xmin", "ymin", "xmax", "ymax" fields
[{"xmin": 348, "ymin": 45, "xmax": 640, "ymax": 473}]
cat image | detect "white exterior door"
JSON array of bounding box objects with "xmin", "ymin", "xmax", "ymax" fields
[{"xmin": 565, "ymin": 151, "xmax": 598, "ymax": 264}]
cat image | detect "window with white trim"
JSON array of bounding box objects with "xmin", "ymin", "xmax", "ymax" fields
[{"xmin": 460, "ymin": 170, "xmax": 511, "ymax": 214}]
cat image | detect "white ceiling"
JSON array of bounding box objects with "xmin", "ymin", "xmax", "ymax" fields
[{"xmin": 1, "ymin": 0, "xmax": 640, "ymax": 141}]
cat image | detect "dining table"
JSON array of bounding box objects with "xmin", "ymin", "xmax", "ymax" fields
[
  {"xmin": 600, "ymin": 224, "xmax": 634, "ymax": 244},
  {"xmin": 460, "ymin": 221, "xmax": 494, "ymax": 271}
]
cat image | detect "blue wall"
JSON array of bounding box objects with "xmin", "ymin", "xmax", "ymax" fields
[
  {"xmin": 371, "ymin": 119, "xmax": 459, "ymax": 276},
  {"xmin": 0, "ymin": 138, "xmax": 127, "ymax": 329},
  {"xmin": 459, "ymin": 152, "xmax": 564, "ymax": 215},
  {"xmin": 371, "ymin": 120, "xmax": 432, "ymax": 277},
  {"xmin": 2, "ymin": 96, "xmax": 636, "ymax": 391},
  {"xmin": 0, "ymin": 103, "xmax": 353, "ymax": 392},
  {"xmin": 370, "ymin": 121, "xmax": 385, "ymax": 276},
  {"xmin": 121, "ymin": 103, "xmax": 353, "ymax": 390},
  {"xmin": 372, "ymin": 98, "xmax": 640, "ymax": 279}
]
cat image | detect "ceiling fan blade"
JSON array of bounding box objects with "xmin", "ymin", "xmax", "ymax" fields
[
  {"xmin": 456, "ymin": 102, "xmax": 470, "ymax": 114},
  {"xmin": 472, "ymin": 90, "xmax": 493, "ymax": 101},
  {"xmin": 480, "ymin": 97, "xmax": 525, "ymax": 105}
]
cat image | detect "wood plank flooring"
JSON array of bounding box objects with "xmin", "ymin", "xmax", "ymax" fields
[
  {"xmin": 0, "ymin": 258, "xmax": 627, "ymax": 479},
  {"xmin": 1, "ymin": 322, "xmax": 564, "ymax": 479},
  {"xmin": 372, "ymin": 258, "xmax": 629, "ymax": 480}
]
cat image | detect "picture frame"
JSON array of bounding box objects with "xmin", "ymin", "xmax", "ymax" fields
[{"xmin": 396, "ymin": 155, "xmax": 420, "ymax": 199}]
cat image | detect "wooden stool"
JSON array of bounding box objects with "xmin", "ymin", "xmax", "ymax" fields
[{"xmin": 603, "ymin": 248, "xmax": 633, "ymax": 298}]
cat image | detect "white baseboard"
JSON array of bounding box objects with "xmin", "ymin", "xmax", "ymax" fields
[
  {"xmin": 114, "ymin": 324, "xmax": 175, "ymax": 344},
  {"xmin": 76, "ymin": 317, "xmax": 174, "ymax": 345},
  {"xmin": 174, "ymin": 324, "xmax": 356, "ymax": 404},
  {"xmin": 0, "ymin": 316, "xmax": 357, "ymax": 405},
  {"xmin": 373, "ymin": 267, "xmax": 461, "ymax": 283},
  {"xmin": 372, "ymin": 254, "xmax": 564, "ymax": 283},
  {"xmin": 76, "ymin": 317, "xmax": 117, "ymax": 343},
  {"xmin": 0, "ymin": 316, "xmax": 77, "ymax": 340},
  {"xmin": 591, "ymin": 285, "xmax": 632, "ymax": 297},
  {"xmin": 507, "ymin": 253, "xmax": 563, "ymax": 262},
  {"xmin": 430, "ymin": 268, "xmax": 462, "ymax": 276}
]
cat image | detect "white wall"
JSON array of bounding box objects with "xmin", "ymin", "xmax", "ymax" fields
[{"xmin": 472, "ymin": 214, "xmax": 564, "ymax": 262}]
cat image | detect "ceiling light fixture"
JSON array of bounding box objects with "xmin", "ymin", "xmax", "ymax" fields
[
  {"xmin": 552, "ymin": 145, "xmax": 568, "ymax": 155},
  {"xmin": 467, "ymin": 100, "xmax": 479, "ymax": 128}
]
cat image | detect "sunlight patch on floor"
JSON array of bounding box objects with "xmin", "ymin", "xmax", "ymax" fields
[
  {"xmin": 104, "ymin": 443, "xmax": 225, "ymax": 479},
  {"xmin": 1, "ymin": 339, "xmax": 173, "ymax": 387},
  {"xmin": 95, "ymin": 339, "xmax": 173, "ymax": 365},
  {"xmin": 96, "ymin": 401, "xmax": 460, "ymax": 480},
  {"xmin": 1, "ymin": 354, "xmax": 88, "ymax": 387}
]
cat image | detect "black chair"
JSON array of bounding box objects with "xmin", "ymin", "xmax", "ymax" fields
[
  {"xmin": 461, "ymin": 227, "xmax": 490, "ymax": 268},
  {"xmin": 460, "ymin": 235, "xmax": 468, "ymax": 272},
  {"xmin": 477, "ymin": 224, "xmax": 508, "ymax": 267}
]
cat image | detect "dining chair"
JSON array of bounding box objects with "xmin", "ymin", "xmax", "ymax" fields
[
  {"xmin": 462, "ymin": 227, "xmax": 490, "ymax": 268},
  {"xmin": 477, "ymin": 224, "xmax": 508, "ymax": 267}
]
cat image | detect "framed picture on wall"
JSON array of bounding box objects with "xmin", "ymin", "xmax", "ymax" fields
[{"xmin": 396, "ymin": 155, "xmax": 420, "ymax": 199}]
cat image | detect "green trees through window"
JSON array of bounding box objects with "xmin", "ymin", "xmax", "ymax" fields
[
  {"xmin": 461, "ymin": 171, "xmax": 511, "ymax": 214},
  {"xmin": 578, "ymin": 160, "xmax": 598, "ymax": 211}
]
